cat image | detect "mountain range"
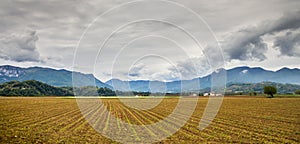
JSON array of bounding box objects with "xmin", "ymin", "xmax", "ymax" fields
[
  {"xmin": 0, "ymin": 65, "xmax": 111, "ymax": 88},
  {"xmin": 106, "ymin": 66, "xmax": 300, "ymax": 92},
  {"xmin": 0, "ymin": 65, "xmax": 299, "ymax": 93}
]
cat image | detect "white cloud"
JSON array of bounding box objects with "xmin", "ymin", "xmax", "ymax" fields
[
  {"xmin": 0, "ymin": 0, "xmax": 299, "ymax": 81},
  {"xmin": 241, "ymin": 69, "xmax": 248, "ymax": 74},
  {"xmin": 0, "ymin": 29, "xmax": 40, "ymax": 62}
]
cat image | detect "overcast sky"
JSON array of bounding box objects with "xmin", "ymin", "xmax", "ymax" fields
[{"xmin": 0, "ymin": 0, "xmax": 300, "ymax": 82}]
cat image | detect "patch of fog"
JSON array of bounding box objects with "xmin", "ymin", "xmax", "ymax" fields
[{"xmin": 241, "ymin": 69, "xmax": 248, "ymax": 74}]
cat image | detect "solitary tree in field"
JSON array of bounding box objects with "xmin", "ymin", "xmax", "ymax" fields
[
  {"xmin": 264, "ymin": 86, "xmax": 277, "ymax": 98},
  {"xmin": 295, "ymin": 90, "xmax": 300, "ymax": 95}
]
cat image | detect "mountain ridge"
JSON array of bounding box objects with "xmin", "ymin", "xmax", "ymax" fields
[
  {"xmin": 105, "ymin": 66, "xmax": 300, "ymax": 92},
  {"xmin": 0, "ymin": 65, "xmax": 111, "ymax": 89},
  {"xmin": 1, "ymin": 65, "xmax": 299, "ymax": 93},
  {"xmin": 106, "ymin": 66, "xmax": 300, "ymax": 82}
]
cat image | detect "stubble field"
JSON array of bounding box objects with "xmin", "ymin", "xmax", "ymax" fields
[{"xmin": 0, "ymin": 97, "xmax": 299, "ymax": 143}]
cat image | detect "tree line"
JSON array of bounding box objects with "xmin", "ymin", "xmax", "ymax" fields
[
  {"xmin": 0, "ymin": 80, "xmax": 73, "ymax": 96},
  {"xmin": 0, "ymin": 80, "xmax": 300, "ymax": 97}
]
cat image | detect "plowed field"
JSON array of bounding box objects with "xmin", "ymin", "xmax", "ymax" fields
[{"xmin": 0, "ymin": 97, "xmax": 299, "ymax": 143}]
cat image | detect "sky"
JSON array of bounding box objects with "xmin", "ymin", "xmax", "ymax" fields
[{"xmin": 0, "ymin": 0, "xmax": 300, "ymax": 82}]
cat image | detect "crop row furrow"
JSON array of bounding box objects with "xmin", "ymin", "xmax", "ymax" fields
[
  {"xmin": 28, "ymin": 102, "xmax": 98, "ymax": 132},
  {"xmin": 215, "ymin": 113, "xmax": 297, "ymax": 134},
  {"xmin": 139, "ymin": 107, "xmax": 200, "ymax": 138},
  {"xmin": 117, "ymin": 103, "xmax": 157, "ymax": 138},
  {"xmin": 58, "ymin": 104, "xmax": 100, "ymax": 133},
  {"xmin": 191, "ymin": 112, "xmax": 296, "ymax": 141},
  {"xmin": 13, "ymin": 107, "xmax": 80, "ymax": 127},
  {"xmin": 208, "ymin": 117, "xmax": 298, "ymax": 143}
]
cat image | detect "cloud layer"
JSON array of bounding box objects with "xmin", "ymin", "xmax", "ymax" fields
[
  {"xmin": 0, "ymin": 0, "xmax": 299, "ymax": 81},
  {"xmin": 223, "ymin": 10, "xmax": 300, "ymax": 61},
  {"xmin": 273, "ymin": 29, "xmax": 300, "ymax": 56},
  {"xmin": 0, "ymin": 30, "xmax": 41, "ymax": 62}
]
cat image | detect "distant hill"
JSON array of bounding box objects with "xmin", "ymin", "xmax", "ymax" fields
[
  {"xmin": 106, "ymin": 66, "xmax": 300, "ymax": 93},
  {"xmin": 0, "ymin": 80, "xmax": 73, "ymax": 96},
  {"xmin": 0, "ymin": 65, "xmax": 112, "ymax": 88},
  {"xmin": 1, "ymin": 65, "xmax": 299, "ymax": 93},
  {"xmin": 225, "ymin": 82, "xmax": 300, "ymax": 94},
  {"xmin": 106, "ymin": 79, "xmax": 201, "ymax": 93},
  {"xmin": 225, "ymin": 66, "xmax": 300, "ymax": 84}
]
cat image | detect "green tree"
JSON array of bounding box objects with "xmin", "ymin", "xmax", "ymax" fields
[
  {"xmin": 295, "ymin": 90, "xmax": 300, "ymax": 95},
  {"xmin": 264, "ymin": 86, "xmax": 277, "ymax": 98},
  {"xmin": 253, "ymin": 92, "xmax": 257, "ymax": 96}
]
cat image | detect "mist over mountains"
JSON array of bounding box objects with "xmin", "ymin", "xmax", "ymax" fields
[{"xmin": 0, "ymin": 65, "xmax": 299, "ymax": 93}]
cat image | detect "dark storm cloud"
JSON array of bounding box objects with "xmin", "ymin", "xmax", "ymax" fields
[
  {"xmin": 128, "ymin": 63, "xmax": 145, "ymax": 79},
  {"xmin": 270, "ymin": 10, "xmax": 300, "ymax": 32},
  {"xmin": 224, "ymin": 10, "xmax": 300, "ymax": 61},
  {"xmin": 0, "ymin": 30, "xmax": 41, "ymax": 62},
  {"xmin": 224, "ymin": 31, "xmax": 268, "ymax": 61},
  {"xmin": 273, "ymin": 30, "xmax": 300, "ymax": 56}
]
